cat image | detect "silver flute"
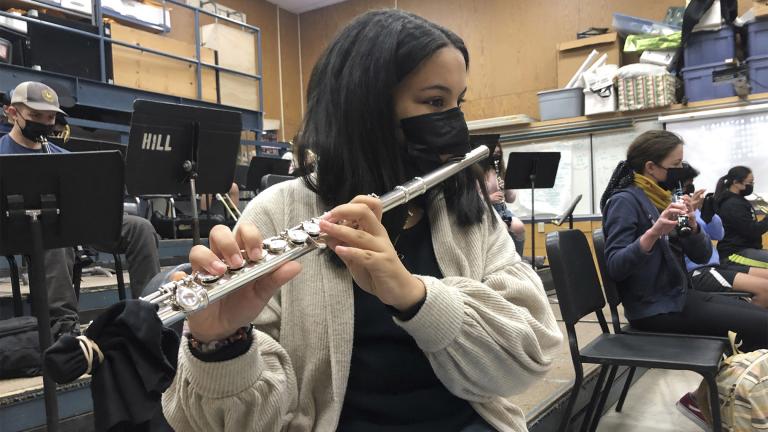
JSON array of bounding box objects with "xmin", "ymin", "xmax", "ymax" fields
[{"xmin": 143, "ymin": 145, "xmax": 489, "ymax": 326}]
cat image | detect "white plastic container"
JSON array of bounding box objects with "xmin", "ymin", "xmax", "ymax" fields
[{"xmin": 583, "ymin": 65, "xmax": 618, "ymax": 115}]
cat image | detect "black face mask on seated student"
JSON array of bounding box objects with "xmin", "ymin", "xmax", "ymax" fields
[
  {"xmin": 17, "ymin": 117, "xmax": 55, "ymax": 143},
  {"xmin": 659, "ymin": 166, "xmax": 688, "ymax": 191},
  {"xmin": 400, "ymin": 107, "xmax": 470, "ymax": 176}
]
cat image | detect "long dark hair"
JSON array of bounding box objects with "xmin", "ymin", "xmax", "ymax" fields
[
  {"xmin": 600, "ymin": 130, "xmax": 684, "ymax": 210},
  {"xmin": 294, "ymin": 9, "xmax": 491, "ymax": 226},
  {"xmin": 715, "ymin": 166, "xmax": 752, "ymax": 200}
]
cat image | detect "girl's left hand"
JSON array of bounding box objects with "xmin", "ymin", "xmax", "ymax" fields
[{"xmin": 319, "ymin": 195, "xmax": 425, "ymax": 311}]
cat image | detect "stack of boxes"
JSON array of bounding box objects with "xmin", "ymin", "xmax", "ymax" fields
[
  {"xmin": 681, "ymin": 26, "xmax": 737, "ymax": 101},
  {"xmin": 747, "ymin": 2, "xmax": 768, "ymax": 94}
]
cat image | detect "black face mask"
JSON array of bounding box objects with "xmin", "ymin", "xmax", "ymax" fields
[
  {"xmin": 742, "ymin": 184, "xmax": 754, "ymax": 197},
  {"xmin": 683, "ymin": 183, "xmax": 695, "ymax": 195},
  {"xmin": 659, "ymin": 166, "xmax": 687, "ymax": 191},
  {"xmin": 400, "ymin": 107, "xmax": 470, "ymax": 175},
  {"xmin": 17, "ymin": 116, "xmax": 55, "ymax": 143}
]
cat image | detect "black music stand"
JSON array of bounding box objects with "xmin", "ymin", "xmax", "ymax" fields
[
  {"xmin": 58, "ymin": 137, "xmax": 127, "ymax": 159},
  {"xmin": 0, "ymin": 151, "xmax": 124, "ymax": 432},
  {"xmin": 505, "ymin": 152, "xmax": 561, "ymax": 269},
  {"xmin": 125, "ymin": 100, "xmax": 242, "ymax": 246},
  {"xmin": 245, "ymin": 156, "xmax": 291, "ymax": 193},
  {"xmin": 553, "ymin": 194, "xmax": 583, "ymax": 229}
]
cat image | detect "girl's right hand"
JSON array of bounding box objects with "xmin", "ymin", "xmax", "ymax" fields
[
  {"xmin": 651, "ymin": 202, "xmax": 688, "ymax": 237},
  {"xmin": 185, "ymin": 223, "xmax": 302, "ymax": 343}
]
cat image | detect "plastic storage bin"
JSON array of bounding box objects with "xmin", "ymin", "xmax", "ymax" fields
[
  {"xmin": 537, "ymin": 88, "xmax": 584, "ymax": 121},
  {"xmin": 612, "ymin": 13, "xmax": 679, "ymax": 36},
  {"xmin": 684, "ymin": 26, "xmax": 736, "ymax": 67},
  {"xmin": 681, "ymin": 61, "xmax": 737, "ymax": 102},
  {"xmin": 747, "ymin": 19, "xmax": 768, "ymax": 58},
  {"xmin": 748, "ymin": 54, "xmax": 768, "ymax": 94}
]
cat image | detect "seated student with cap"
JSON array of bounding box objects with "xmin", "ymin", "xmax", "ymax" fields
[
  {"xmin": 0, "ymin": 81, "xmax": 162, "ymax": 338},
  {"xmin": 680, "ymin": 163, "xmax": 768, "ymax": 307}
]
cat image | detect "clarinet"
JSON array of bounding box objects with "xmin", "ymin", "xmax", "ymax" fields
[
  {"xmin": 673, "ymin": 182, "xmax": 692, "ymax": 237},
  {"xmin": 494, "ymin": 159, "xmax": 504, "ymax": 190},
  {"xmin": 143, "ymin": 145, "xmax": 490, "ymax": 325}
]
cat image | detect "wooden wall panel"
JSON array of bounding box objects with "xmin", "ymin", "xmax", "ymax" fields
[
  {"xmin": 296, "ymin": 0, "xmax": 749, "ymax": 122},
  {"xmin": 279, "ymin": 9, "xmax": 303, "ymax": 142},
  {"xmin": 299, "ymin": 0, "xmax": 395, "ymax": 94}
]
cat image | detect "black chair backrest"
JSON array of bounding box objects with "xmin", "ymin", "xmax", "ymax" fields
[
  {"xmin": 546, "ymin": 230, "xmax": 607, "ymax": 327},
  {"xmin": 592, "ymin": 229, "xmax": 621, "ymax": 308},
  {"xmin": 260, "ymin": 174, "xmax": 294, "ymax": 191},
  {"xmin": 592, "ymin": 228, "xmax": 625, "ymax": 333}
]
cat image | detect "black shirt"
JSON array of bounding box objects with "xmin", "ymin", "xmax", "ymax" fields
[
  {"xmin": 337, "ymin": 215, "xmax": 477, "ymax": 432},
  {"xmin": 716, "ymin": 190, "xmax": 768, "ymax": 259}
]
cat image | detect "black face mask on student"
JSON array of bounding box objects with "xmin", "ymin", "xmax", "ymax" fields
[
  {"xmin": 658, "ymin": 166, "xmax": 687, "ymax": 191},
  {"xmin": 683, "ymin": 183, "xmax": 696, "ymax": 195},
  {"xmin": 17, "ymin": 117, "xmax": 55, "ymax": 143},
  {"xmin": 742, "ymin": 184, "xmax": 755, "ymax": 197},
  {"xmin": 400, "ymin": 107, "xmax": 470, "ymax": 175}
]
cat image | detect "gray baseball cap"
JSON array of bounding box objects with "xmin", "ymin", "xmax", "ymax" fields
[{"xmin": 10, "ymin": 81, "xmax": 67, "ymax": 115}]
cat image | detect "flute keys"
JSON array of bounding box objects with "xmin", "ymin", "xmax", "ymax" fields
[
  {"xmin": 287, "ymin": 229, "xmax": 309, "ymax": 245},
  {"xmin": 174, "ymin": 284, "xmax": 209, "ymax": 313},
  {"xmin": 195, "ymin": 272, "xmax": 221, "ymax": 285},
  {"xmin": 302, "ymin": 221, "xmax": 321, "ymax": 237},
  {"xmin": 265, "ymin": 238, "xmax": 288, "ymax": 254}
]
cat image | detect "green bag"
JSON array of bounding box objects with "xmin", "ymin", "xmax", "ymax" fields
[{"xmin": 624, "ymin": 32, "xmax": 682, "ymax": 52}]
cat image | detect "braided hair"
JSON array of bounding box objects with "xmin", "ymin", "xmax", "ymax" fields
[{"xmin": 600, "ymin": 161, "xmax": 634, "ymax": 211}]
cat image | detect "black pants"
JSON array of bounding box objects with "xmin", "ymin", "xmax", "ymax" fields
[
  {"xmin": 630, "ymin": 290, "xmax": 768, "ymax": 352},
  {"xmin": 44, "ymin": 215, "xmax": 160, "ymax": 335}
]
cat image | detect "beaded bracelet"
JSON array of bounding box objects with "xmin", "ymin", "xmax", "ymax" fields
[{"xmin": 186, "ymin": 324, "xmax": 253, "ymax": 355}]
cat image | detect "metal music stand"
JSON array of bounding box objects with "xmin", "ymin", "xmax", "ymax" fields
[
  {"xmin": 553, "ymin": 194, "xmax": 583, "ymax": 229},
  {"xmin": 245, "ymin": 156, "xmax": 291, "ymax": 193},
  {"xmin": 0, "ymin": 151, "xmax": 124, "ymax": 432},
  {"xmin": 505, "ymin": 152, "xmax": 561, "ymax": 269},
  {"xmin": 125, "ymin": 100, "xmax": 241, "ymax": 246}
]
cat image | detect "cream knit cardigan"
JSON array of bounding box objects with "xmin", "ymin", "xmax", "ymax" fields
[{"xmin": 163, "ymin": 178, "xmax": 562, "ymax": 432}]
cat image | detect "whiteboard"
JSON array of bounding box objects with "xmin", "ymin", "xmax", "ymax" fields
[
  {"xmin": 667, "ymin": 113, "xmax": 768, "ymax": 198},
  {"xmin": 503, "ymin": 136, "xmax": 592, "ymax": 217},
  {"xmin": 592, "ymin": 120, "xmax": 662, "ymax": 213}
]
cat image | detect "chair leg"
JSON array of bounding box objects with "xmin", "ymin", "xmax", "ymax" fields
[
  {"xmin": 616, "ymin": 366, "xmax": 636, "ymax": 413},
  {"xmin": 581, "ymin": 366, "xmax": 608, "ymax": 432},
  {"xmin": 559, "ymin": 370, "xmax": 584, "ymax": 432},
  {"xmin": 705, "ymin": 374, "xmax": 722, "ymax": 432},
  {"xmin": 113, "ymin": 254, "xmax": 127, "ymax": 300},
  {"xmin": 72, "ymin": 264, "xmax": 83, "ymax": 301},
  {"xmin": 589, "ymin": 366, "xmax": 618, "ymax": 432},
  {"xmin": 6, "ymin": 256, "xmax": 23, "ymax": 317}
]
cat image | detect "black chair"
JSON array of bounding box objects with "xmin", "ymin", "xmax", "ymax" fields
[
  {"xmin": 591, "ymin": 228, "xmax": 748, "ymax": 414},
  {"xmin": 546, "ymin": 229, "xmax": 725, "ymax": 432},
  {"xmin": 260, "ymin": 174, "xmax": 294, "ymax": 191}
]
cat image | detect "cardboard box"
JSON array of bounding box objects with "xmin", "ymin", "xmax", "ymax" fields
[{"xmin": 557, "ymin": 33, "xmax": 621, "ymax": 88}]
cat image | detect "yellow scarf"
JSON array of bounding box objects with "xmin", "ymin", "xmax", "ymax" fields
[{"xmin": 634, "ymin": 173, "xmax": 672, "ymax": 211}]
